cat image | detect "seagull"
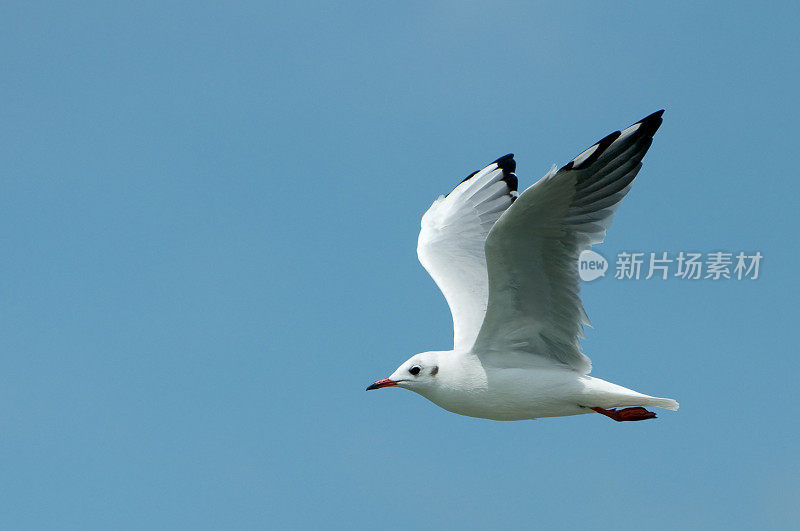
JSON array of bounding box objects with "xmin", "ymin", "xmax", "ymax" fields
[{"xmin": 367, "ymin": 110, "xmax": 678, "ymax": 422}]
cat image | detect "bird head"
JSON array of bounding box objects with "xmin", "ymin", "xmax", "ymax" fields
[{"xmin": 366, "ymin": 352, "xmax": 440, "ymax": 393}]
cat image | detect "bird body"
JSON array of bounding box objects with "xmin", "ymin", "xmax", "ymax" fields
[
  {"xmin": 381, "ymin": 349, "xmax": 677, "ymax": 421},
  {"xmin": 368, "ymin": 111, "xmax": 678, "ymax": 422}
]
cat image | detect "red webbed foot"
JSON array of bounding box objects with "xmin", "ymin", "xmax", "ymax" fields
[{"xmin": 591, "ymin": 406, "xmax": 657, "ymax": 422}]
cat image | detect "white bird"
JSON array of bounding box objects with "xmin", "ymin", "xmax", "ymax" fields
[{"xmin": 367, "ymin": 110, "xmax": 678, "ymax": 422}]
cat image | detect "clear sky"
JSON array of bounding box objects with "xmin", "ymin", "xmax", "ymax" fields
[{"xmin": 1, "ymin": 2, "xmax": 798, "ymax": 529}]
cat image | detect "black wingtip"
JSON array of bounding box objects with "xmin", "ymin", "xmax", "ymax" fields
[
  {"xmin": 635, "ymin": 109, "xmax": 665, "ymax": 135},
  {"xmin": 447, "ymin": 154, "xmax": 518, "ymax": 198},
  {"xmin": 492, "ymin": 153, "xmax": 515, "ymax": 174},
  {"xmin": 502, "ymin": 172, "xmax": 518, "ymax": 194},
  {"xmin": 560, "ymin": 110, "xmax": 665, "ymax": 173},
  {"xmin": 641, "ymin": 109, "xmax": 665, "ymax": 123},
  {"xmin": 492, "ymin": 153, "xmax": 517, "ymax": 192}
]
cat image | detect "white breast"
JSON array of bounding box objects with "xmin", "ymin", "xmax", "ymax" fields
[{"xmin": 416, "ymin": 353, "xmax": 592, "ymax": 420}]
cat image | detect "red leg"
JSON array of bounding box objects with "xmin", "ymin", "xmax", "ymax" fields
[{"xmin": 591, "ymin": 406, "xmax": 657, "ymax": 422}]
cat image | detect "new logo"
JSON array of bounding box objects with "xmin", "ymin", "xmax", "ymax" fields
[{"xmin": 578, "ymin": 250, "xmax": 608, "ymax": 282}]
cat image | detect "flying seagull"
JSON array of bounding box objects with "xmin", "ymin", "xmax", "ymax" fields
[{"xmin": 367, "ymin": 110, "xmax": 678, "ymax": 422}]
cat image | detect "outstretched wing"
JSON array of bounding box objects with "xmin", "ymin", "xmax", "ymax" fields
[
  {"xmin": 418, "ymin": 155, "xmax": 518, "ymax": 351},
  {"xmin": 473, "ymin": 110, "xmax": 665, "ymax": 373}
]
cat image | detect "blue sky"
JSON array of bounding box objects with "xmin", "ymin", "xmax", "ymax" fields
[{"xmin": 1, "ymin": 2, "xmax": 798, "ymax": 529}]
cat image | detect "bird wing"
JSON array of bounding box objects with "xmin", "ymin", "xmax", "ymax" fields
[
  {"xmin": 473, "ymin": 111, "xmax": 665, "ymax": 373},
  {"xmin": 417, "ymin": 155, "xmax": 518, "ymax": 351}
]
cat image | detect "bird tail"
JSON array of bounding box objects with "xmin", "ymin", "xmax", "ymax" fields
[
  {"xmin": 641, "ymin": 396, "xmax": 679, "ymax": 411},
  {"xmin": 584, "ymin": 376, "xmax": 679, "ymax": 411}
]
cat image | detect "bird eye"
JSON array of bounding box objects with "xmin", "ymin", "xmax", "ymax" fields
[{"xmin": 409, "ymin": 365, "xmax": 421, "ymax": 375}]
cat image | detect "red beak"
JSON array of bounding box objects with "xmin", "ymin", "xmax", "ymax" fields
[{"xmin": 366, "ymin": 378, "xmax": 398, "ymax": 391}]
